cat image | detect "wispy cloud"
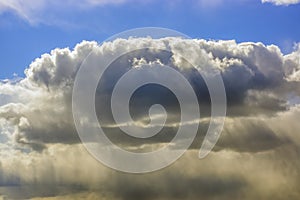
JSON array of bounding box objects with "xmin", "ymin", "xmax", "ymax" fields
[
  {"xmin": 1, "ymin": 0, "xmax": 291, "ymax": 26},
  {"xmin": 262, "ymin": 0, "xmax": 300, "ymax": 6},
  {"xmin": 0, "ymin": 0, "xmax": 128, "ymax": 25}
]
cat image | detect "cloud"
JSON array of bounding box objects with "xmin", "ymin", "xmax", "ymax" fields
[
  {"xmin": 0, "ymin": 38, "xmax": 296, "ymax": 150},
  {"xmin": 1, "ymin": 38, "xmax": 300, "ymax": 199},
  {"xmin": 1, "ymin": 145, "xmax": 300, "ymax": 199},
  {"xmin": 1, "ymin": 0, "xmax": 284, "ymax": 26},
  {"xmin": 0, "ymin": 0, "xmax": 129, "ymax": 25},
  {"xmin": 261, "ymin": 0, "xmax": 300, "ymax": 6}
]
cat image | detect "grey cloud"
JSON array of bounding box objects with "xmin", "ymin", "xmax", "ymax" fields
[
  {"xmin": 1, "ymin": 146, "xmax": 300, "ymax": 199},
  {"xmin": 0, "ymin": 38, "xmax": 300, "ymax": 150},
  {"xmin": 0, "ymin": 38, "xmax": 300, "ymax": 199},
  {"xmin": 216, "ymin": 118, "xmax": 288, "ymax": 153}
]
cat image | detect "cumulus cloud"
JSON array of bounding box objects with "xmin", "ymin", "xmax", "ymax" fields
[
  {"xmin": 0, "ymin": 38, "xmax": 297, "ymax": 150},
  {"xmin": 261, "ymin": 0, "xmax": 300, "ymax": 5},
  {"xmin": 1, "ymin": 38, "xmax": 300, "ymax": 199}
]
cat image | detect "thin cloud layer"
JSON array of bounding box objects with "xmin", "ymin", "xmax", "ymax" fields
[
  {"xmin": 0, "ymin": 0, "xmax": 128, "ymax": 24},
  {"xmin": 2, "ymin": 0, "xmax": 298, "ymax": 25},
  {"xmin": 1, "ymin": 38, "xmax": 300, "ymax": 199},
  {"xmin": 262, "ymin": 0, "xmax": 300, "ymax": 5}
]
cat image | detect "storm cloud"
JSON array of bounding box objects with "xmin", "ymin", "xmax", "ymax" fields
[{"xmin": 1, "ymin": 37, "xmax": 300, "ymax": 199}]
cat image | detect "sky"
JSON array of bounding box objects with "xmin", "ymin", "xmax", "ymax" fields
[
  {"xmin": 1, "ymin": 0, "xmax": 300, "ymax": 200},
  {"xmin": 0, "ymin": 0, "xmax": 300, "ymax": 79}
]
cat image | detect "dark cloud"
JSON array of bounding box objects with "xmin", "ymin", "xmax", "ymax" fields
[
  {"xmin": 0, "ymin": 38, "xmax": 298, "ymax": 150},
  {"xmin": 0, "ymin": 38, "xmax": 300, "ymax": 199}
]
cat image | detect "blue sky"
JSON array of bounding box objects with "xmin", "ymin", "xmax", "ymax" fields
[{"xmin": 0, "ymin": 0, "xmax": 300, "ymax": 79}]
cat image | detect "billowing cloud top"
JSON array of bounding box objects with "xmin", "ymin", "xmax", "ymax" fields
[{"xmin": 1, "ymin": 38, "xmax": 300, "ymax": 199}]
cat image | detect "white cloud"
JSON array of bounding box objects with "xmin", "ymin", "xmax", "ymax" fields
[
  {"xmin": 1, "ymin": 0, "xmax": 283, "ymax": 26},
  {"xmin": 0, "ymin": 0, "xmax": 129, "ymax": 24},
  {"xmin": 0, "ymin": 38, "xmax": 294, "ymax": 150},
  {"xmin": 262, "ymin": 0, "xmax": 300, "ymax": 6},
  {"xmin": 2, "ymin": 0, "xmax": 298, "ymax": 25},
  {"xmin": 0, "ymin": 38, "xmax": 300, "ymax": 199}
]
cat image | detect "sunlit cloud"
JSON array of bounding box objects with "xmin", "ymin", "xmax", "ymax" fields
[
  {"xmin": 262, "ymin": 0, "xmax": 300, "ymax": 6},
  {"xmin": 0, "ymin": 38, "xmax": 300, "ymax": 199}
]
